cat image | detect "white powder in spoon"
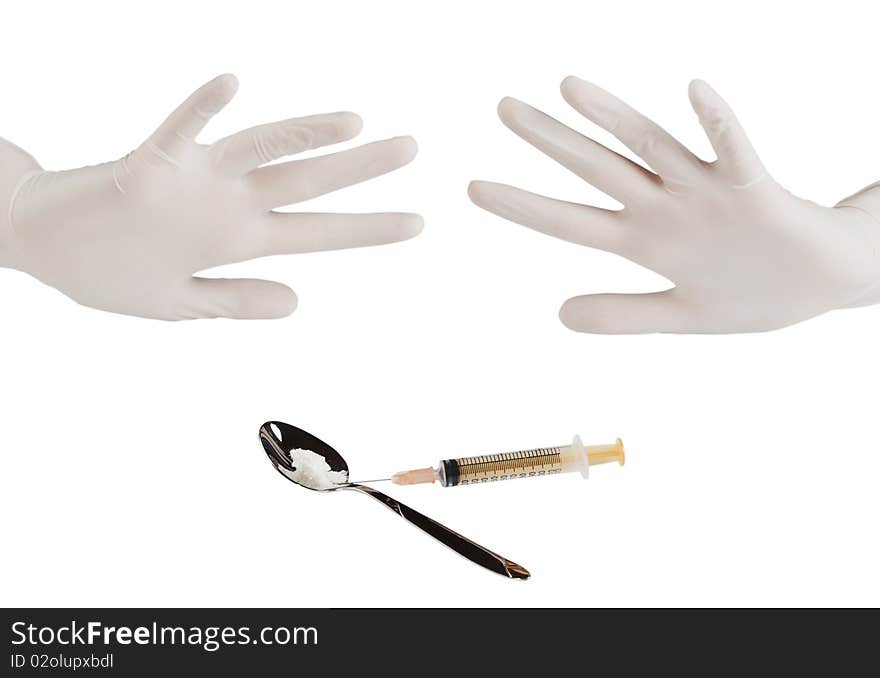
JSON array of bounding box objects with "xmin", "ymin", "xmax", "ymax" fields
[{"xmin": 289, "ymin": 448, "xmax": 349, "ymax": 490}]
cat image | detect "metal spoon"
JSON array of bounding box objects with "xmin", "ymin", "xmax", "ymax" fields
[{"xmin": 259, "ymin": 420, "xmax": 530, "ymax": 579}]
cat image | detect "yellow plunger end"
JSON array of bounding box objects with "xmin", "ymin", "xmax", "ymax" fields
[{"xmin": 586, "ymin": 438, "xmax": 625, "ymax": 467}]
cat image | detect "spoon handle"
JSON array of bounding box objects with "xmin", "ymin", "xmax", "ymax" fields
[{"xmin": 346, "ymin": 484, "xmax": 530, "ymax": 579}]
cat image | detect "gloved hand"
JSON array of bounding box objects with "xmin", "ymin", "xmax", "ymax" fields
[
  {"xmin": 469, "ymin": 77, "xmax": 880, "ymax": 333},
  {"xmin": 0, "ymin": 74, "xmax": 421, "ymax": 320}
]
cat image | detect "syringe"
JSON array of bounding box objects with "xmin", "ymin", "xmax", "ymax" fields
[{"xmin": 390, "ymin": 436, "xmax": 624, "ymax": 487}]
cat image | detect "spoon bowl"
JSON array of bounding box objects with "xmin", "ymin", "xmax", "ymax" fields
[{"xmin": 260, "ymin": 421, "xmax": 349, "ymax": 491}]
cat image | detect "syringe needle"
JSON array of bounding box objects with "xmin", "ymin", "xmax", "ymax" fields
[{"xmin": 353, "ymin": 477, "xmax": 392, "ymax": 484}]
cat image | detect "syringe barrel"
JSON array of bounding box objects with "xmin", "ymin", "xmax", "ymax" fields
[{"xmin": 439, "ymin": 446, "xmax": 566, "ymax": 487}]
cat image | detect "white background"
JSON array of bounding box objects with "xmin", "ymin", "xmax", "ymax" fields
[{"xmin": 1, "ymin": 0, "xmax": 878, "ymax": 607}]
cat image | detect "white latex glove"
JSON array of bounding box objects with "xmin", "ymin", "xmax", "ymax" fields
[
  {"xmin": 0, "ymin": 74, "xmax": 421, "ymax": 320},
  {"xmin": 469, "ymin": 77, "xmax": 880, "ymax": 333}
]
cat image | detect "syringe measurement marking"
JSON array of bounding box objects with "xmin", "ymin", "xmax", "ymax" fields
[{"xmin": 457, "ymin": 446, "xmax": 564, "ymax": 485}]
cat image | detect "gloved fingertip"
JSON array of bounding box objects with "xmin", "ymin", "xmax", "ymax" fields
[
  {"xmin": 232, "ymin": 280, "xmax": 297, "ymax": 319},
  {"xmin": 561, "ymin": 75, "xmax": 604, "ymax": 106},
  {"xmin": 268, "ymin": 285, "xmax": 298, "ymax": 318},
  {"xmin": 388, "ymin": 135, "xmax": 418, "ymax": 164},
  {"xmin": 467, "ymin": 180, "xmax": 495, "ymax": 206},
  {"xmin": 688, "ymin": 79, "xmax": 720, "ymax": 111},
  {"xmin": 213, "ymin": 73, "xmax": 240, "ymax": 102},
  {"xmin": 558, "ymin": 298, "xmax": 582, "ymax": 331},
  {"xmin": 496, "ymin": 96, "xmax": 525, "ymax": 120},
  {"xmin": 397, "ymin": 213, "xmax": 425, "ymax": 240},
  {"xmin": 559, "ymin": 74, "xmax": 584, "ymax": 96},
  {"xmin": 337, "ymin": 111, "xmax": 364, "ymax": 137},
  {"xmin": 563, "ymin": 292, "xmax": 608, "ymax": 330}
]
